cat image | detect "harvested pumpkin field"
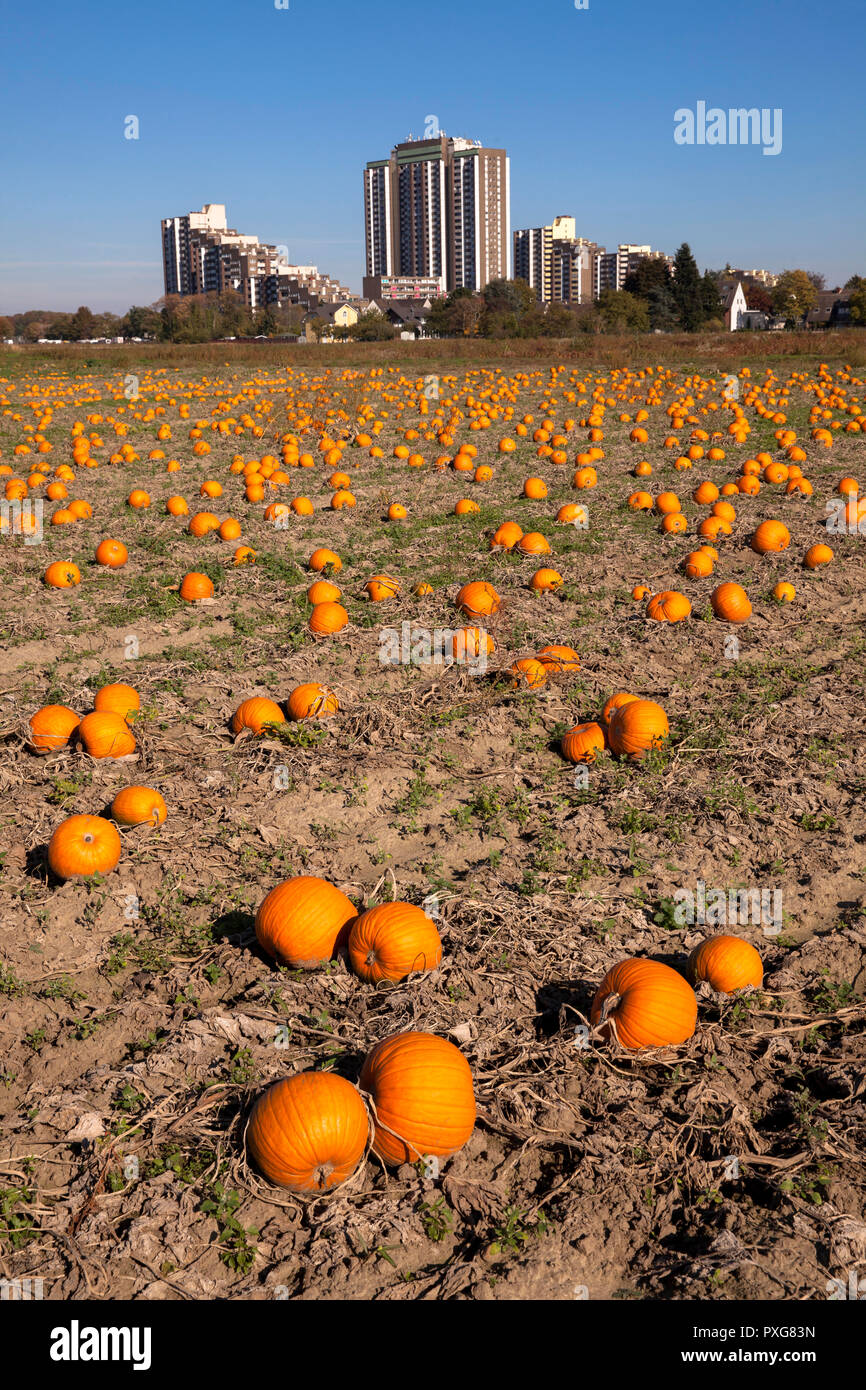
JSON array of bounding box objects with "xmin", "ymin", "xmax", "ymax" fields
[{"xmin": 1, "ymin": 345, "xmax": 865, "ymax": 1303}]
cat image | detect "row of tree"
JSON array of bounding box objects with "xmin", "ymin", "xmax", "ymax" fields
[
  {"xmin": 423, "ymin": 244, "xmax": 725, "ymax": 337},
  {"xmin": 0, "ymin": 292, "xmax": 307, "ymax": 345},
  {"xmin": 427, "ymin": 247, "xmax": 865, "ymax": 337},
  {"xmin": 4, "ymin": 253, "xmax": 865, "ymax": 345}
]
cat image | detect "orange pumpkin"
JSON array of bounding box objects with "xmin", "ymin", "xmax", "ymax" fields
[
  {"xmin": 561, "ymin": 722, "xmax": 606, "ymax": 763},
  {"xmin": 246, "ymin": 1072, "xmax": 369, "ymax": 1191},
  {"xmin": 693, "ymin": 481, "xmax": 719, "ymax": 505},
  {"xmin": 456, "ymin": 581, "xmax": 501, "ymax": 618},
  {"xmin": 286, "ymin": 684, "xmax": 339, "ymax": 721},
  {"xmin": 95, "ymin": 539, "xmax": 128, "ymax": 568},
  {"xmin": 127, "ymin": 490, "xmax": 150, "ymax": 509},
  {"xmin": 44, "ymin": 562, "xmax": 81, "ymax": 588},
  {"xmin": 309, "ymin": 601, "xmax": 348, "ymax": 634},
  {"xmin": 47, "ymin": 814, "xmax": 122, "ymax": 880},
  {"xmin": 683, "ymin": 550, "xmax": 713, "ymax": 579},
  {"xmin": 773, "ymin": 581, "xmax": 795, "ymax": 602},
  {"xmin": 255, "ymin": 875, "xmax": 358, "ymax": 968},
  {"xmin": 655, "ymin": 491, "xmax": 681, "ymax": 515},
  {"xmin": 348, "ymin": 902, "xmax": 442, "ymax": 983},
  {"xmin": 179, "ymin": 572, "xmax": 214, "ymax": 601},
  {"xmin": 601, "ymin": 691, "xmax": 638, "ymax": 725},
  {"xmin": 591, "ymin": 959, "xmax": 697, "ymax": 1049},
  {"xmin": 28, "ymin": 704, "xmax": 80, "ymax": 752},
  {"xmin": 510, "ymin": 658, "xmax": 548, "ymax": 689},
  {"xmin": 231, "ymin": 697, "xmax": 284, "ymax": 734},
  {"xmin": 607, "ymin": 699, "xmax": 669, "ymax": 760},
  {"xmin": 710, "ymin": 582, "xmax": 752, "ymax": 623},
  {"xmin": 751, "ymin": 519, "xmax": 790, "ymax": 553},
  {"xmin": 93, "ymin": 683, "xmax": 140, "ymax": 722},
  {"xmin": 804, "ymin": 543, "xmax": 833, "ymax": 569},
  {"xmin": 111, "ymin": 786, "xmax": 168, "ymax": 826},
  {"xmin": 686, "ymin": 935, "xmax": 763, "ymax": 993},
  {"xmin": 365, "ymin": 574, "xmax": 400, "ymax": 602},
  {"xmin": 572, "ymin": 466, "xmax": 597, "ymax": 489},
  {"xmin": 359, "ymin": 1031, "xmax": 476, "ymax": 1166},
  {"xmin": 188, "ymin": 511, "xmax": 220, "ymax": 537},
  {"xmin": 517, "ymin": 531, "xmax": 551, "ymax": 555},
  {"xmin": 448, "ymin": 627, "xmax": 495, "ymax": 661},
  {"xmin": 646, "ymin": 590, "xmax": 691, "ymax": 623},
  {"xmin": 77, "ymin": 711, "xmax": 136, "ymax": 759},
  {"xmin": 308, "ymin": 548, "xmax": 342, "ymax": 573},
  {"xmin": 536, "ymin": 644, "xmax": 580, "ymax": 673},
  {"xmin": 490, "ymin": 521, "xmax": 523, "ymax": 550},
  {"xmin": 307, "ymin": 580, "xmax": 341, "ymax": 605},
  {"xmin": 530, "ymin": 567, "xmax": 563, "ymax": 592}
]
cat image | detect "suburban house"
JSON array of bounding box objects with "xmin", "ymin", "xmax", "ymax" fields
[
  {"xmin": 302, "ymin": 301, "xmax": 359, "ymax": 341},
  {"xmin": 719, "ymin": 280, "xmax": 748, "ymax": 331},
  {"xmin": 807, "ymin": 289, "xmax": 850, "ymax": 329},
  {"xmin": 369, "ymin": 297, "xmax": 432, "ymax": 338}
]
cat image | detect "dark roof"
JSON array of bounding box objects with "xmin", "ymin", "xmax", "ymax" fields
[
  {"xmin": 373, "ymin": 298, "xmax": 428, "ymax": 323},
  {"xmin": 719, "ymin": 281, "xmax": 744, "ymax": 309},
  {"xmin": 302, "ymin": 301, "xmax": 355, "ymax": 322}
]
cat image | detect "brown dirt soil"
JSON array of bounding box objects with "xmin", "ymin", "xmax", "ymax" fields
[{"xmin": 0, "ymin": 350, "xmax": 864, "ymax": 1302}]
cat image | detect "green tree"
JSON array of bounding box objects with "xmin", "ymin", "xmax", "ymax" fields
[
  {"xmin": 671, "ymin": 244, "xmax": 704, "ymax": 331},
  {"xmin": 700, "ymin": 271, "xmax": 723, "ymax": 322},
  {"xmin": 596, "ymin": 290, "xmax": 649, "ymax": 333},
  {"xmin": 69, "ymin": 305, "xmax": 97, "ymax": 340},
  {"xmin": 123, "ymin": 304, "xmax": 163, "ymax": 338},
  {"xmin": 480, "ymin": 277, "xmax": 534, "ymax": 337},
  {"xmin": 349, "ymin": 311, "xmax": 397, "ymax": 341},
  {"xmin": 422, "ymin": 287, "xmax": 486, "ymax": 337},
  {"xmin": 843, "ymin": 276, "xmax": 866, "ymax": 325},
  {"xmin": 772, "ymin": 270, "xmax": 818, "ymax": 325},
  {"xmin": 481, "ymin": 277, "xmax": 534, "ymax": 317},
  {"xmin": 255, "ymin": 305, "xmax": 279, "ymax": 336},
  {"xmin": 623, "ymin": 257, "xmax": 671, "ymax": 299}
]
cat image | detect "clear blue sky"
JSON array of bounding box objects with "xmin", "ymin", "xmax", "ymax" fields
[{"xmin": 1, "ymin": 0, "xmax": 864, "ymax": 313}]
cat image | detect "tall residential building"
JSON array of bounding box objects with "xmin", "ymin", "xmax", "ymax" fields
[
  {"xmin": 592, "ymin": 244, "xmax": 671, "ymax": 296},
  {"xmin": 162, "ymin": 204, "xmax": 229, "ymax": 295},
  {"xmin": 161, "ymin": 204, "xmax": 356, "ymax": 311},
  {"xmin": 513, "ymin": 225, "xmax": 553, "ymax": 301},
  {"xmin": 594, "ymin": 251, "xmax": 619, "ymax": 297},
  {"xmin": 550, "ymin": 237, "xmax": 601, "ymax": 305},
  {"xmin": 514, "ymin": 217, "xmax": 600, "ymax": 304},
  {"xmin": 363, "ymin": 135, "xmax": 510, "ymax": 294}
]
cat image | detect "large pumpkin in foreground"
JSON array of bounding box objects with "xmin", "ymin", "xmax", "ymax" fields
[
  {"xmin": 591, "ymin": 959, "xmax": 697, "ymax": 1050},
  {"xmin": 686, "ymin": 935, "xmax": 763, "ymax": 993},
  {"xmin": 359, "ymin": 1031, "xmax": 476, "ymax": 1166},
  {"xmin": 255, "ymin": 875, "xmax": 357, "ymax": 969},
  {"xmin": 28, "ymin": 704, "xmax": 80, "ymax": 752},
  {"xmin": 246, "ymin": 1072, "xmax": 368, "ymax": 1191},
  {"xmin": 348, "ymin": 902, "xmax": 442, "ymax": 983},
  {"xmin": 607, "ymin": 699, "xmax": 669, "ymax": 760},
  {"xmin": 48, "ymin": 814, "xmax": 122, "ymax": 880}
]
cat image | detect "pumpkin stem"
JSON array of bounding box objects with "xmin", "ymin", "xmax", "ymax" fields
[
  {"xmin": 598, "ymin": 992, "xmax": 620, "ymax": 1025},
  {"xmin": 313, "ymin": 1161, "xmax": 335, "ymax": 1188}
]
